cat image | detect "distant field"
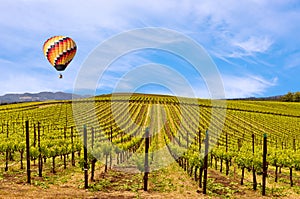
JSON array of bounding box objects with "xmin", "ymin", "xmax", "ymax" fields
[{"xmin": 0, "ymin": 93, "xmax": 300, "ymax": 198}]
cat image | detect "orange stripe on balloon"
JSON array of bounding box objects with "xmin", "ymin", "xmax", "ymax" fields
[{"xmin": 55, "ymin": 46, "xmax": 77, "ymax": 67}]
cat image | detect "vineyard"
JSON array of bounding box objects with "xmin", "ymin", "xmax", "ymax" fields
[{"xmin": 1, "ymin": 93, "xmax": 300, "ymax": 198}]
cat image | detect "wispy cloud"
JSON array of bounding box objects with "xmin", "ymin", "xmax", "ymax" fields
[
  {"xmin": 222, "ymin": 75, "xmax": 278, "ymax": 98},
  {"xmin": 232, "ymin": 37, "xmax": 273, "ymax": 57},
  {"xmin": 232, "ymin": 36, "xmax": 273, "ymax": 57}
]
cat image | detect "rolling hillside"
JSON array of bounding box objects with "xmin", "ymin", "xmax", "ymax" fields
[{"xmin": 0, "ymin": 93, "xmax": 300, "ymax": 198}]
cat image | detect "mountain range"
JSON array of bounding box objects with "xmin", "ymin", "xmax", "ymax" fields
[
  {"xmin": 0, "ymin": 91, "xmax": 83, "ymax": 104},
  {"xmin": 0, "ymin": 91, "xmax": 286, "ymax": 105}
]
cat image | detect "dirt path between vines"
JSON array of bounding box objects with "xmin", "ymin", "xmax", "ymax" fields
[
  {"xmin": 0, "ymin": 168, "xmax": 299, "ymax": 199},
  {"xmin": 0, "ymin": 163, "xmax": 208, "ymax": 199}
]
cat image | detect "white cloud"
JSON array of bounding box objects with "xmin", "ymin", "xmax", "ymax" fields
[
  {"xmin": 233, "ymin": 36, "xmax": 273, "ymax": 56},
  {"xmin": 222, "ymin": 75, "xmax": 278, "ymax": 98}
]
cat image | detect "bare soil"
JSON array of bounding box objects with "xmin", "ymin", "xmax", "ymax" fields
[{"xmin": 0, "ymin": 162, "xmax": 299, "ymax": 198}]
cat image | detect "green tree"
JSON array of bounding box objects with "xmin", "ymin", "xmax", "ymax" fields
[
  {"xmin": 293, "ymin": 92, "xmax": 300, "ymax": 102},
  {"xmin": 282, "ymin": 92, "xmax": 294, "ymax": 102}
]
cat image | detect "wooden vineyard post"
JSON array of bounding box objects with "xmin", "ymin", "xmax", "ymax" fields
[
  {"xmin": 5, "ymin": 122, "xmax": 9, "ymax": 171},
  {"xmin": 252, "ymin": 133, "xmax": 257, "ymax": 190},
  {"xmin": 38, "ymin": 122, "xmax": 42, "ymax": 177},
  {"xmin": 262, "ymin": 133, "xmax": 267, "ymax": 196},
  {"xmin": 63, "ymin": 127, "xmax": 67, "ymax": 169},
  {"xmin": 226, "ymin": 133, "xmax": 229, "ymax": 176},
  {"xmin": 25, "ymin": 120, "xmax": 31, "ymax": 184},
  {"xmin": 33, "ymin": 123, "xmax": 36, "ymax": 169},
  {"xmin": 290, "ymin": 167, "xmax": 293, "ymax": 187},
  {"xmin": 83, "ymin": 125, "xmax": 88, "ymax": 189},
  {"xmin": 71, "ymin": 126, "xmax": 75, "ymax": 166},
  {"xmin": 34, "ymin": 124, "xmax": 36, "ymax": 147},
  {"xmin": 110, "ymin": 126, "xmax": 113, "ymax": 169},
  {"xmin": 144, "ymin": 127, "xmax": 150, "ymax": 191},
  {"xmin": 203, "ymin": 130, "xmax": 209, "ymax": 194}
]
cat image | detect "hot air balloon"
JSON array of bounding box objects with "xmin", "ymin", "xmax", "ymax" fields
[{"xmin": 43, "ymin": 36, "xmax": 77, "ymax": 78}]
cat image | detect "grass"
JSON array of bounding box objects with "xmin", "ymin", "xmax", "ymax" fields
[{"xmin": 211, "ymin": 184, "xmax": 237, "ymax": 198}]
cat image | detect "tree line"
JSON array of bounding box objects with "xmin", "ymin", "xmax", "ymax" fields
[
  {"xmin": 231, "ymin": 91, "xmax": 300, "ymax": 102},
  {"xmin": 280, "ymin": 92, "xmax": 300, "ymax": 102}
]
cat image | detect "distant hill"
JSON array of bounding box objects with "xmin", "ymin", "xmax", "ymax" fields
[
  {"xmin": 230, "ymin": 95, "xmax": 283, "ymax": 101},
  {"xmin": 1, "ymin": 91, "xmax": 297, "ymax": 104},
  {"xmin": 231, "ymin": 92, "xmax": 300, "ymax": 102},
  {"xmin": 0, "ymin": 91, "xmax": 84, "ymax": 104}
]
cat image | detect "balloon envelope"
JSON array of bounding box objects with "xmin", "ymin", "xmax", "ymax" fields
[{"xmin": 43, "ymin": 36, "xmax": 77, "ymax": 71}]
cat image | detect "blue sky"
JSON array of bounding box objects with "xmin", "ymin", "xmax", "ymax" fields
[{"xmin": 0, "ymin": 0, "xmax": 300, "ymax": 98}]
